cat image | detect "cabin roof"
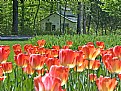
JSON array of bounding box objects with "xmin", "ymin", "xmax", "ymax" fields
[{"xmin": 41, "ymin": 12, "xmax": 77, "ymax": 23}]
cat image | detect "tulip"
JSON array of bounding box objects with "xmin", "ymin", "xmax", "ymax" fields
[
  {"xmin": 29, "ymin": 54, "xmax": 46, "ymax": 70},
  {"xmin": 113, "ymin": 45, "xmax": 121, "ymax": 59},
  {"xmin": 38, "ymin": 47, "xmax": 46, "ymax": 55},
  {"xmin": 52, "ymin": 45, "xmax": 60, "ymax": 51},
  {"xmin": 0, "ymin": 45, "xmax": 10, "ymax": 63},
  {"xmin": 13, "ymin": 44, "xmax": 21, "ymax": 50},
  {"xmin": 0, "ymin": 66, "xmax": 6, "ymax": 81},
  {"xmin": 45, "ymin": 58, "xmax": 60, "ymax": 70},
  {"xmin": 66, "ymin": 40, "xmax": 73, "ymax": 47},
  {"xmin": 16, "ymin": 53, "xmax": 29, "ymax": 68},
  {"xmin": 96, "ymin": 76, "xmax": 117, "ymax": 91},
  {"xmin": 89, "ymin": 73, "xmax": 97, "ymax": 82},
  {"xmin": 59, "ymin": 49, "xmax": 77, "ymax": 68},
  {"xmin": 34, "ymin": 73, "xmax": 64, "ymax": 91},
  {"xmin": 22, "ymin": 64, "xmax": 35, "ymax": 75},
  {"xmin": 96, "ymin": 41, "xmax": 105, "ymax": 49},
  {"xmin": 24, "ymin": 44, "xmax": 33, "ymax": 53},
  {"xmin": 62, "ymin": 45, "xmax": 69, "ymax": 49},
  {"xmin": 37, "ymin": 39, "xmax": 46, "ymax": 48},
  {"xmin": 82, "ymin": 44, "xmax": 100, "ymax": 60},
  {"xmin": 49, "ymin": 65, "xmax": 69, "ymax": 86},
  {"xmin": 102, "ymin": 54, "xmax": 121, "ymax": 74},
  {"xmin": 1, "ymin": 62, "xmax": 12, "ymax": 73}
]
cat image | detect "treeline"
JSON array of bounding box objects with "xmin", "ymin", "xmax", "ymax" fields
[{"xmin": 0, "ymin": 0, "xmax": 121, "ymax": 36}]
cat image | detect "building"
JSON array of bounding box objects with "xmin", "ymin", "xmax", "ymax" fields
[{"xmin": 40, "ymin": 8, "xmax": 77, "ymax": 32}]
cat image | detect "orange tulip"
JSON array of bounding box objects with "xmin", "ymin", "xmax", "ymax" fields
[
  {"xmin": 102, "ymin": 54, "xmax": 121, "ymax": 73},
  {"xmin": 37, "ymin": 39, "xmax": 46, "ymax": 48},
  {"xmin": 49, "ymin": 65, "xmax": 69, "ymax": 86},
  {"xmin": 29, "ymin": 54, "xmax": 46, "ymax": 70},
  {"xmin": 52, "ymin": 45, "xmax": 60, "ymax": 51},
  {"xmin": 13, "ymin": 44, "xmax": 21, "ymax": 50},
  {"xmin": 59, "ymin": 49, "xmax": 77, "ymax": 68},
  {"xmin": 34, "ymin": 73, "xmax": 64, "ymax": 91},
  {"xmin": 0, "ymin": 45, "xmax": 10, "ymax": 63},
  {"xmin": 16, "ymin": 53, "xmax": 29, "ymax": 67},
  {"xmin": 45, "ymin": 58, "xmax": 60, "ymax": 70},
  {"xmin": 0, "ymin": 66, "xmax": 3, "ymax": 77},
  {"xmin": 96, "ymin": 41, "xmax": 105, "ymax": 49},
  {"xmin": 22, "ymin": 64, "xmax": 35, "ymax": 75},
  {"xmin": 118, "ymin": 73, "xmax": 121, "ymax": 80},
  {"xmin": 113, "ymin": 45, "xmax": 121, "ymax": 59},
  {"xmin": 87, "ymin": 60, "xmax": 100, "ymax": 70},
  {"xmin": 38, "ymin": 47, "xmax": 46, "ymax": 55},
  {"xmin": 1, "ymin": 62, "xmax": 12, "ymax": 73},
  {"xmin": 82, "ymin": 44, "xmax": 100, "ymax": 60},
  {"xmin": 89, "ymin": 73, "xmax": 97, "ymax": 82},
  {"xmin": 51, "ymin": 49, "xmax": 59, "ymax": 58},
  {"xmin": 62, "ymin": 45, "xmax": 69, "ymax": 49},
  {"xmin": 66, "ymin": 40, "xmax": 73, "ymax": 47},
  {"xmin": 78, "ymin": 46, "xmax": 82, "ymax": 51},
  {"xmin": 76, "ymin": 51, "xmax": 84, "ymax": 66},
  {"xmin": 96, "ymin": 76, "xmax": 117, "ymax": 91},
  {"xmin": 24, "ymin": 44, "xmax": 33, "ymax": 53},
  {"xmin": 0, "ymin": 66, "xmax": 6, "ymax": 81},
  {"xmin": 36, "ymin": 68, "xmax": 47, "ymax": 76}
]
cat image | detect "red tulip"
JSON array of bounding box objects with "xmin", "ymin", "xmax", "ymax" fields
[
  {"xmin": 0, "ymin": 66, "xmax": 6, "ymax": 81},
  {"xmin": 51, "ymin": 49, "xmax": 59, "ymax": 58},
  {"xmin": 34, "ymin": 73, "xmax": 64, "ymax": 91},
  {"xmin": 113, "ymin": 45, "xmax": 121, "ymax": 59},
  {"xmin": 89, "ymin": 73, "xmax": 97, "ymax": 82},
  {"xmin": 0, "ymin": 45, "xmax": 10, "ymax": 63},
  {"xmin": 118, "ymin": 73, "xmax": 121, "ymax": 80},
  {"xmin": 82, "ymin": 44, "xmax": 100, "ymax": 60},
  {"xmin": 13, "ymin": 44, "xmax": 21, "ymax": 51},
  {"xmin": 22, "ymin": 64, "xmax": 35, "ymax": 75},
  {"xmin": 36, "ymin": 68, "xmax": 47, "ymax": 76},
  {"xmin": 16, "ymin": 53, "xmax": 29, "ymax": 67},
  {"xmin": 1, "ymin": 62, "xmax": 12, "ymax": 73},
  {"xmin": 45, "ymin": 58, "xmax": 60, "ymax": 70},
  {"xmin": 96, "ymin": 41, "xmax": 105, "ymax": 49},
  {"xmin": 96, "ymin": 76, "xmax": 117, "ymax": 91},
  {"xmin": 62, "ymin": 45, "xmax": 69, "ymax": 49},
  {"xmin": 29, "ymin": 54, "xmax": 46, "ymax": 70},
  {"xmin": 52, "ymin": 45, "xmax": 60, "ymax": 51},
  {"xmin": 76, "ymin": 51, "xmax": 84, "ymax": 66},
  {"xmin": 38, "ymin": 47, "xmax": 46, "ymax": 55},
  {"xmin": 87, "ymin": 60, "xmax": 100, "ymax": 70},
  {"xmin": 66, "ymin": 40, "xmax": 73, "ymax": 47},
  {"xmin": 102, "ymin": 54, "xmax": 121, "ymax": 73},
  {"xmin": 37, "ymin": 39, "xmax": 46, "ymax": 48},
  {"xmin": 49, "ymin": 65, "xmax": 69, "ymax": 86},
  {"xmin": 59, "ymin": 49, "xmax": 77, "ymax": 68},
  {"xmin": 24, "ymin": 44, "xmax": 33, "ymax": 53}
]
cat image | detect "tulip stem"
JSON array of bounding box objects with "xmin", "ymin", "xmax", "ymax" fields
[
  {"xmin": 87, "ymin": 60, "xmax": 90, "ymax": 91},
  {"xmin": 21, "ymin": 68, "xmax": 23, "ymax": 91},
  {"xmin": 7, "ymin": 73, "xmax": 10, "ymax": 90}
]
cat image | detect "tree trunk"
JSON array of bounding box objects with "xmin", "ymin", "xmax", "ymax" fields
[
  {"xmin": 59, "ymin": 3, "xmax": 62, "ymax": 33},
  {"xmin": 33, "ymin": 0, "xmax": 40, "ymax": 35},
  {"xmin": 87, "ymin": 3, "xmax": 92, "ymax": 34},
  {"xmin": 12, "ymin": 0, "xmax": 18, "ymax": 35},
  {"xmin": 83, "ymin": 2, "xmax": 86, "ymax": 34},
  {"xmin": 21, "ymin": 0, "xmax": 24, "ymax": 35},
  {"xmin": 77, "ymin": 2, "xmax": 81, "ymax": 34},
  {"xmin": 62, "ymin": 1, "xmax": 67, "ymax": 34}
]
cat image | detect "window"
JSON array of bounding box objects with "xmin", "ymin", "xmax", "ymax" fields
[
  {"xmin": 45, "ymin": 22, "xmax": 52, "ymax": 31},
  {"xmin": 52, "ymin": 25, "xmax": 56, "ymax": 31}
]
